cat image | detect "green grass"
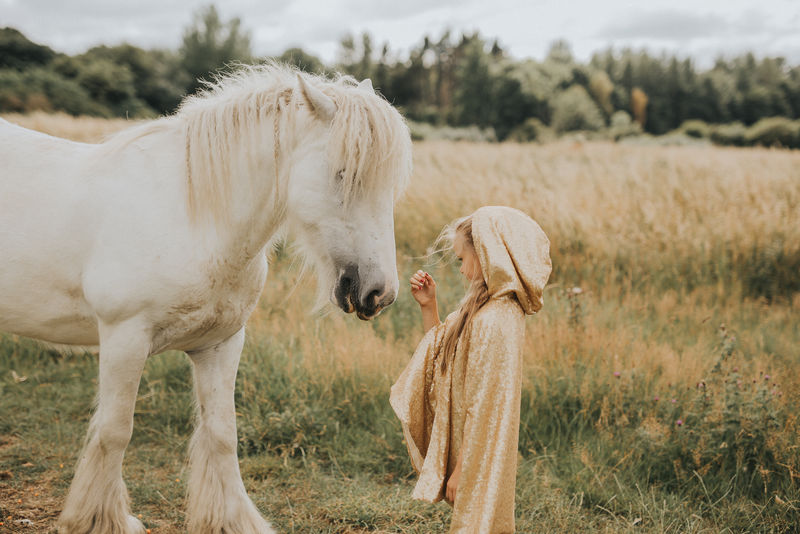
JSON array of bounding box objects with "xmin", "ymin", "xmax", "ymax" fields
[{"xmin": 2, "ymin": 286, "xmax": 799, "ymax": 533}]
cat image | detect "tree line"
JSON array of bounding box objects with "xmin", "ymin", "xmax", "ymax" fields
[{"xmin": 2, "ymin": 6, "xmax": 799, "ymax": 146}]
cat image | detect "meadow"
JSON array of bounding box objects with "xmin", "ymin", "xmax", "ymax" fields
[{"xmin": 1, "ymin": 113, "xmax": 799, "ymax": 533}]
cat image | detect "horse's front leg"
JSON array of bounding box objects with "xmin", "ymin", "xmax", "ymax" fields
[
  {"xmin": 186, "ymin": 328, "xmax": 274, "ymax": 534},
  {"xmin": 58, "ymin": 319, "xmax": 150, "ymax": 534}
]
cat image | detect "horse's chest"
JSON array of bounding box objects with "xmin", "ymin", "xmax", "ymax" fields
[{"xmin": 154, "ymin": 261, "xmax": 267, "ymax": 353}]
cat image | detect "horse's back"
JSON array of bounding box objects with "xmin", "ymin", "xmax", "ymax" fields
[{"xmin": 0, "ymin": 118, "xmax": 91, "ymax": 173}]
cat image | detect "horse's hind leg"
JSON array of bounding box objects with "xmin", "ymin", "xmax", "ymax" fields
[
  {"xmin": 58, "ymin": 320, "xmax": 149, "ymax": 534},
  {"xmin": 186, "ymin": 328, "xmax": 275, "ymax": 534}
]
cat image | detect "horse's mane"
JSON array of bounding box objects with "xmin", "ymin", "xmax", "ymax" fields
[{"xmin": 172, "ymin": 61, "xmax": 412, "ymax": 225}]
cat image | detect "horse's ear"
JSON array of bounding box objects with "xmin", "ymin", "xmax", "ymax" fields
[
  {"xmin": 358, "ymin": 78, "xmax": 374, "ymax": 92},
  {"xmin": 296, "ymin": 73, "xmax": 336, "ymax": 122}
]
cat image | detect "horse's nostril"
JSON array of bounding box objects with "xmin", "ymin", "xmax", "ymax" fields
[
  {"xmin": 335, "ymin": 265, "xmax": 360, "ymax": 313},
  {"xmin": 366, "ymin": 289, "xmax": 381, "ymax": 307},
  {"xmin": 341, "ymin": 276, "xmax": 356, "ymax": 293}
]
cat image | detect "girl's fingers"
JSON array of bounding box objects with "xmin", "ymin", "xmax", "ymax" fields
[{"xmin": 410, "ymin": 270, "xmax": 433, "ymax": 290}]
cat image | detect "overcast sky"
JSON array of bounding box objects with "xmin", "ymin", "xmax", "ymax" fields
[{"xmin": 3, "ymin": 0, "xmax": 800, "ymax": 67}]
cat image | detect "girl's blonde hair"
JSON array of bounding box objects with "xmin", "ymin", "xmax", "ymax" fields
[{"xmin": 439, "ymin": 216, "xmax": 490, "ymax": 373}]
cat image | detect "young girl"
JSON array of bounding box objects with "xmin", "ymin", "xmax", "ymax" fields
[{"xmin": 390, "ymin": 206, "xmax": 551, "ymax": 533}]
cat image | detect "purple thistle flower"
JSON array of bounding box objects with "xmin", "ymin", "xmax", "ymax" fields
[
  {"xmin": 671, "ymin": 398, "xmax": 677, "ymax": 404},
  {"xmin": 654, "ymin": 396, "xmax": 660, "ymax": 401},
  {"xmin": 765, "ymin": 374, "xmax": 771, "ymax": 381},
  {"xmin": 676, "ymin": 419, "xmax": 683, "ymax": 427},
  {"xmin": 613, "ymin": 371, "xmax": 621, "ymax": 378}
]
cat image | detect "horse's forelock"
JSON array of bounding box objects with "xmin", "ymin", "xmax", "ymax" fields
[{"xmin": 325, "ymin": 85, "xmax": 412, "ymax": 205}]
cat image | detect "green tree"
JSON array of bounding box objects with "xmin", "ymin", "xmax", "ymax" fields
[
  {"xmin": 452, "ymin": 35, "xmax": 494, "ymax": 128},
  {"xmin": 74, "ymin": 58, "xmax": 149, "ymax": 117},
  {"xmin": 550, "ymin": 85, "xmax": 605, "ymax": 133},
  {"xmin": 0, "ymin": 27, "xmax": 56, "ymax": 70},
  {"xmin": 589, "ymin": 70, "xmax": 614, "ymax": 116},
  {"xmin": 277, "ymin": 48, "xmax": 326, "ymax": 74},
  {"xmin": 81, "ymin": 45, "xmax": 185, "ymax": 115},
  {"xmin": 0, "ymin": 67, "xmax": 104, "ymax": 115},
  {"xmin": 179, "ymin": 5, "xmax": 252, "ymax": 94}
]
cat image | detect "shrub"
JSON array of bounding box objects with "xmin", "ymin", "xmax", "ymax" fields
[
  {"xmin": 75, "ymin": 58, "xmax": 151, "ymax": 117},
  {"xmin": 0, "ymin": 67, "xmax": 105, "ymax": 116},
  {"xmin": 608, "ymin": 110, "xmax": 642, "ymax": 140},
  {"xmin": 550, "ymin": 85, "xmax": 606, "ymax": 133},
  {"xmin": 406, "ymin": 120, "xmax": 497, "ymax": 142},
  {"xmin": 507, "ymin": 117, "xmax": 554, "ymax": 143},
  {"xmin": 710, "ymin": 122, "xmax": 748, "ymax": 146},
  {"xmin": 680, "ymin": 119, "xmax": 712, "ymax": 139},
  {"xmin": 745, "ymin": 117, "xmax": 800, "ymax": 149}
]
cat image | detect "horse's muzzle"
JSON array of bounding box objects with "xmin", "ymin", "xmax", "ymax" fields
[{"xmin": 334, "ymin": 266, "xmax": 395, "ymax": 320}]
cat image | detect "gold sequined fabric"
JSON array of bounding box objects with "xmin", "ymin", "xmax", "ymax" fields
[{"xmin": 390, "ymin": 206, "xmax": 552, "ymax": 533}]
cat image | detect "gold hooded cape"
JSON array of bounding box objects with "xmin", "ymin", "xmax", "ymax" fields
[{"xmin": 390, "ymin": 206, "xmax": 552, "ymax": 533}]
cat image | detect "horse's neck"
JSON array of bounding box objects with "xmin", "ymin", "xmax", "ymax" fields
[
  {"xmin": 197, "ymin": 125, "xmax": 286, "ymax": 271},
  {"xmin": 213, "ymin": 202, "xmax": 285, "ymax": 271}
]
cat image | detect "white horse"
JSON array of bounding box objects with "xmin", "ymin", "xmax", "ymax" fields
[{"xmin": 0, "ymin": 63, "xmax": 412, "ymax": 533}]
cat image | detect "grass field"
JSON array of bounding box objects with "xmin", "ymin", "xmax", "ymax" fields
[{"xmin": 1, "ymin": 114, "xmax": 799, "ymax": 533}]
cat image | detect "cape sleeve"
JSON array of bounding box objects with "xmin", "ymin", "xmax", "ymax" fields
[
  {"xmin": 389, "ymin": 322, "xmax": 446, "ymax": 474},
  {"xmin": 451, "ymin": 299, "xmax": 525, "ymax": 533}
]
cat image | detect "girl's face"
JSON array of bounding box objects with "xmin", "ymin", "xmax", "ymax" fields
[{"xmin": 454, "ymin": 232, "xmax": 482, "ymax": 282}]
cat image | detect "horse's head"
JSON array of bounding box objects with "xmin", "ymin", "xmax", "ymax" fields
[{"xmin": 284, "ymin": 73, "xmax": 412, "ymax": 320}]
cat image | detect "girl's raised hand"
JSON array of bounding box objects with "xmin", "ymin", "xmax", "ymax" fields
[{"xmin": 410, "ymin": 270, "xmax": 436, "ymax": 307}]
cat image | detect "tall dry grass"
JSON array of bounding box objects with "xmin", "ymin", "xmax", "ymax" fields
[
  {"xmin": 5, "ymin": 112, "xmax": 798, "ymax": 396},
  {"xmin": 1, "ymin": 111, "xmax": 142, "ymax": 143}
]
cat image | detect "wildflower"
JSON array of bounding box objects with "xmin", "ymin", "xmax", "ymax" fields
[
  {"xmin": 765, "ymin": 374, "xmax": 771, "ymax": 381},
  {"xmin": 570, "ymin": 287, "xmax": 583, "ymax": 295},
  {"xmin": 671, "ymin": 398, "xmax": 676, "ymax": 404},
  {"xmin": 653, "ymin": 396, "xmax": 660, "ymax": 401},
  {"xmin": 732, "ymin": 367, "xmax": 738, "ymax": 372},
  {"xmin": 613, "ymin": 371, "xmax": 621, "ymax": 378},
  {"xmin": 676, "ymin": 419, "xmax": 683, "ymax": 427}
]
